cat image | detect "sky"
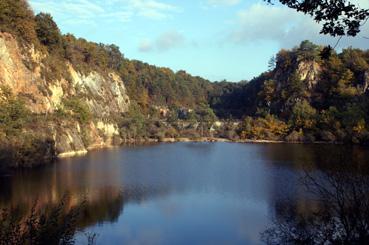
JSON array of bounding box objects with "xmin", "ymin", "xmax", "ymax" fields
[{"xmin": 29, "ymin": 0, "xmax": 369, "ymax": 82}]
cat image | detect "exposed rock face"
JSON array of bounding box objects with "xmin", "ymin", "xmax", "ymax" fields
[
  {"xmin": 297, "ymin": 61, "xmax": 321, "ymax": 90},
  {"xmin": 0, "ymin": 32, "xmax": 130, "ymax": 157},
  {"xmin": 361, "ymin": 71, "xmax": 369, "ymax": 93},
  {"xmin": 53, "ymin": 122, "xmax": 88, "ymax": 158},
  {"xmin": 68, "ymin": 68, "xmax": 130, "ymax": 118},
  {"xmin": 0, "ymin": 32, "xmax": 50, "ymax": 113}
]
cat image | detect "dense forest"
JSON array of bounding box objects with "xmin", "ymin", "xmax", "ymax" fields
[{"xmin": 1, "ymin": 0, "xmax": 369, "ymax": 169}]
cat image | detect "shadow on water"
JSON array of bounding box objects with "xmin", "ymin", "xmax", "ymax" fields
[{"xmin": 261, "ymin": 156, "xmax": 369, "ymax": 244}]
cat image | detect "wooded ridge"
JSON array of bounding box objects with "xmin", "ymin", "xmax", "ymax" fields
[{"xmin": 1, "ymin": 0, "xmax": 369, "ymax": 169}]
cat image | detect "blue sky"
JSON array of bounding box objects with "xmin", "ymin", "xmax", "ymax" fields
[{"xmin": 29, "ymin": 0, "xmax": 369, "ymax": 82}]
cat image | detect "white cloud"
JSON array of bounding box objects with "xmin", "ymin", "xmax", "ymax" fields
[
  {"xmin": 139, "ymin": 40, "xmax": 154, "ymax": 52},
  {"xmin": 30, "ymin": 0, "xmax": 102, "ymax": 20},
  {"xmin": 29, "ymin": 0, "xmax": 179, "ymax": 27},
  {"xmin": 230, "ymin": 3, "xmax": 369, "ymax": 50},
  {"xmin": 128, "ymin": 0, "xmax": 179, "ymax": 19},
  {"xmin": 139, "ymin": 30, "xmax": 185, "ymax": 52},
  {"xmin": 207, "ymin": 0, "xmax": 241, "ymax": 6}
]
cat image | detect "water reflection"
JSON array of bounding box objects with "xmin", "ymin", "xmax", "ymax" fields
[
  {"xmin": 262, "ymin": 161, "xmax": 369, "ymax": 244},
  {"xmin": 0, "ymin": 143, "xmax": 368, "ymax": 244}
]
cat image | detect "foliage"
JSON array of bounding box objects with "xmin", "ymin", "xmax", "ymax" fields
[
  {"xmin": 0, "ymin": 0, "xmax": 38, "ymax": 45},
  {"xmin": 119, "ymin": 62, "xmax": 213, "ymax": 109},
  {"xmin": 265, "ymin": 0, "xmax": 369, "ymax": 37},
  {"xmin": 0, "ymin": 87, "xmax": 31, "ymax": 137},
  {"xmin": 119, "ymin": 102, "xmax": 147, "ymax": 139},
  {"xmin": 239, "ymin": 115, "xmax": 289, "ymax": 140},
  {"xmin": 290, "ymin": 100, "xmax": 317, "ymax": 130},
  {"xmin": 195, "ymin": 104, "xmax": 217, "ymax": 124},
  {"xmin": 35, "ymin": 13, "xmax": 62, "ymax": 53},
  {"xmin": 63, "ymin": 34, "xmax": 125, "ymax": 75},
  {"xmin": 261, "ymin": 162, "xmax": 369, "ymax": 244},
  {"xmin": 0, "ymin": 196, "xmax": 96, "ymax": 245},
  {"xmin": 1, "ymin": 0, "xmax": 369, "ymax": 146},
  {"xmin": 295, "ymin": 40, "xmax": 321, "ymax": 62},
  {"xmin": 216, "ymin": 40, "xmax": 369, "ymax": 144},
  {"xmin": 61, "ymin": 98, "xmax": 91, "ymax": 124},
  {"xmin": 259, "ymin": 79, "xmax": 276, "ymax": 107}
]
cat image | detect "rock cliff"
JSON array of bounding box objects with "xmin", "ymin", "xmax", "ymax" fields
[{"xmin": 0, "ymin": 32, "xmax": 130, "ymax": 157}]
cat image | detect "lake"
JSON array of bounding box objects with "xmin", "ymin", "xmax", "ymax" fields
[{"xmin": 1, "ymin": 142, "xmax": 368, "ymax": 244}]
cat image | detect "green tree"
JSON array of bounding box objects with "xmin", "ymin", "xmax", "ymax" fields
[
  {"xmin": 0, "ymin": 87, "xmax": 31, "ymax": 137},
  {"xmin": 62, "ymin": 98, "xmax": 91, "ymax": 124},
  {"xmin": 335, "ymin": 70, "xmax": 358, "ymax": 98},
  {"xmin": 259, "ymin": 79, "xmax": 276, "ymax": 106},
  {"xmin": 196, "ymin": 104, "xmax": 217, "ymax": 124},
  {"xmin": 290, "ymin": 100, "xmax": 317, "ymax": 129},
  {"xmin": 296, "ymin": 40, "xmax": 321, "ymax": 61},
  {"xmin": 35, "ymin": 12, "xmax": 63, "ymax": 52}
]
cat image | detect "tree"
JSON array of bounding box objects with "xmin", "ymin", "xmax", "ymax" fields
[
  {"xmin": 335, "ymin": 70, "xmax": 358, "ymax": 98},
  {"xmin": 196, "ymin": 104, "xmax": 217, "ymax": 124},
  {"xmin": 104, "ymin": 44, "xmax": 124, "ymax": 70},
  {"xmin": 0, "ymin": 86, "xmax": 31, "ymax": 137},
  {"xmin": 290, "ymin": 100, "xmax": 317, "ymax": 129},
  {"xmin": 262, "ymin": 161, "xmax": 369, "ymax": 244},
  {"xmin": 259, "ymin": 79, "xmax": 276, "ymax": 107},
  {"xmin": 268, "ymin": 56, "xmax": 276, "ymax": 71},
  {"xmin": 62, "ymin": 98, "xmax": 91, "ymax": 124},
  {"xmin": 239, "ymin": 115, "xmax": 288, "ymax": 140},
  {"xmin": 265, "ymin": 0, "xmax": 369, "ymax": 37},
  {"xmin": 0, "ymin": 0, "xmax": 38, "ymax": 44},
  {"xmin": 35, "ymin": 12, "xmax": 62, "ymax": 52},
  {"xmin": 296, "ymin": 40, "xmax": 320, "ymax": 61}
]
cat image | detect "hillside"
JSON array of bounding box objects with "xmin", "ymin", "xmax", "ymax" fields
[
  {"xmin": 214, "ymin": 41, "xmax": 369, "ymax": 143},
  {"xmin": 0, "ymin": 0, "xmax": 224, "ymax": 168},
  {"xmin": 1, "ymin": 0, "xmax": 369, "ymax": 169}
]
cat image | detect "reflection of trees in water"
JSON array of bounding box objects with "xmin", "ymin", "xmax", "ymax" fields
[
  {"xmin": 0, "ymin": 186, "xmax": 168, "ymax": 245},
  {"xmin": 0, "ymin": 149, "xmax": 180, "ymax": 243},
  {"xmin": 0, "ymin": 178, "xmax": 173, "ymax": 244},
  {"xmin": 0, "ymin": 195, "xmax": 93, "ymax": 245},
  {"xmin": 262, "ymin": 162, "xmax": 369, "ymax": 244},
  {"xmin": 262, "ymin": 144, "xmax": 369, "ymax": 172}
]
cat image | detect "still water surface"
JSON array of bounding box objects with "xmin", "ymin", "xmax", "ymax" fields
[{"xmin": 1, "ymin": 142, "xmax": 368, "ymax": 244}]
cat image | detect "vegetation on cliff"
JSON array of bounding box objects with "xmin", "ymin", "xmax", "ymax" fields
[
  {"xmin": 217, "ymin": 41, "xmax": 369, "ymax": 143},
  {"xmin": 0, "ymin": 0, "xmax": 369, "ymax": 170},
  {"xmin": 0, "ymin": 86, "xmax": 55, "ymax": 169}
]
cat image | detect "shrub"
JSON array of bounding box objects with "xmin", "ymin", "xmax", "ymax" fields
[
  {"xmin": 62, "ymin": 98, "xmax": 91, "ymax": 124},
  {"xmin": 285, "ymin": 129, "xmax": 305, "ymax": 142},
  {"xmin": 239, "ymin": 115, "xmax": 289, "ymax": 140},
  {"xmin": 0, "ymin": 90, "xmax": 31, "ymax": 137}
]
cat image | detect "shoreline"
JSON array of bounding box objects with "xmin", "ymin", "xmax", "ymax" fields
[
  {"xmin": 157, "ymin": 137, "xmax": 343, "ymax": 145},
  {"xmin": 56, "ymin": 137, "xmax": 343, "ymax": 159}
]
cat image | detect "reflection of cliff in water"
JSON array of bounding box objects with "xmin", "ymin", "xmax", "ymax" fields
[
  {"xmin": 0, "ymin": 158, "xmax": 173, "ymax": 230},
  {"xmin": 262, "ymin": 161, "xmax": 369, "ymax": 244}
]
